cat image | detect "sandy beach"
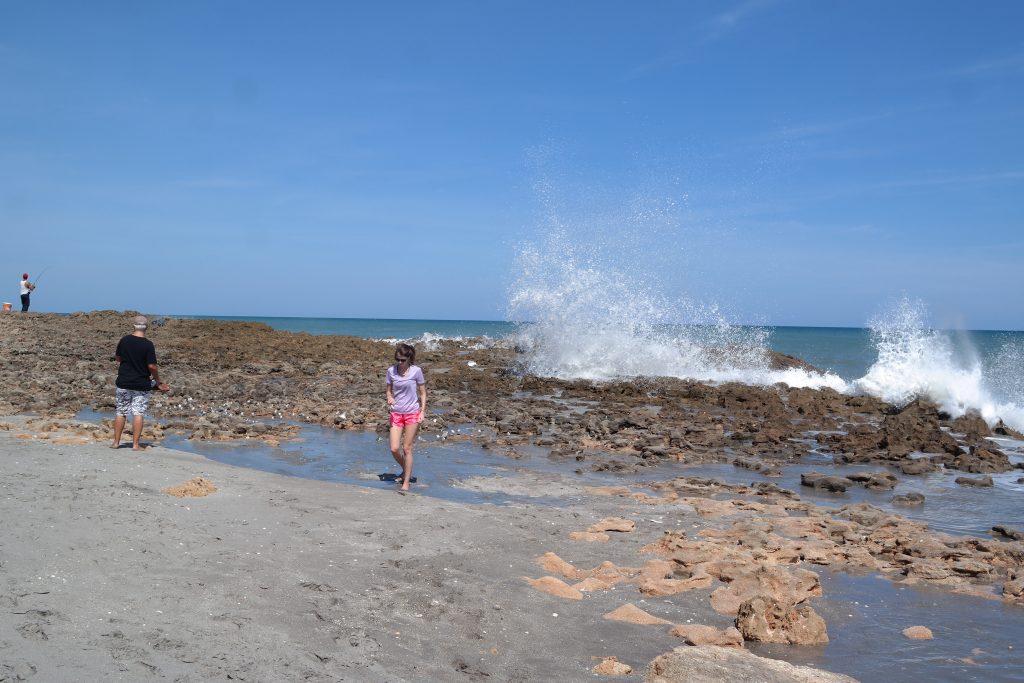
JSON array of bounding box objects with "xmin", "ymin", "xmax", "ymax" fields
[
  {"xmin": 2, "ymin": 312, "xmax": 1023, "ymax": 681},
  {"xmin": 0, "ymin": 418, "xmax": 864, "ymax": 682}
]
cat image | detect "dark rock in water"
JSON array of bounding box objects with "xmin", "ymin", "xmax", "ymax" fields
[
  {"xmin": 955, "ymin": 474, "xmax": 994, "ymax": 487},
  {"xmin": 994, "ymin": 420, "xmax": 1024, "ymax": 439},
  {"xmin": 899, "ymin": 458, "xmax": 939, "ymax": 475},
  {"xmin": 939, "ymin": 444, "xmax": 1012, "ymax": 474},
  {"xmin": 892, "ymin": 492, "xmax": 925, "ymax": 506},
  {"xmin": 732, "ymin": 457, "xmax": 763, "ymax": 471},
  {"xmin": 950, "ymin": 412, "xmax": 991, "ymax": 438},
  {"xmin": 800, "ymin": 472, "xmax": 851, "ymax": 492},
  {"xmin": 992, "ymin": 525, "xmax": 1024, "ymax": 541},
  {"xmin": 882, "ymin": 401, "xmax": 962, "ymax": 458},
  {"xmin": 750, "ymin": 481, "xmax": 797, "ymax": 499},
  {"xmin": 765, "ymin": 350, "xmax": 822, "ymax": 374},
  {"xmin": 847, "ymin": 471, "xmax": 898, "ymax": 490}
]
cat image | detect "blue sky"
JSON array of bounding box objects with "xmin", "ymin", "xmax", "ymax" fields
[{"xmin": 2, "ymin": 1, "xmax": 1022, "ymax": 328}]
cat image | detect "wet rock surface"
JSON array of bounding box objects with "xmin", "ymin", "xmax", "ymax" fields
[{"xmin": 1, "ymin": 313, "xmax": 1014, "ymax": 480}]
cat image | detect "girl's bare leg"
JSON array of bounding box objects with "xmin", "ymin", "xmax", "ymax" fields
[
  {"xmin": 389, "ymin": 425, "xmax": 406, "ymax": 477},
  {"xmin": 399, "ymin": 422, "xmax": 419, "ymax": 491}
]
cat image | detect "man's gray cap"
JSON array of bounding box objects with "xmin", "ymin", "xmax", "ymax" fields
[{"xmin": 133, "ymin": 315, "xmax": 148, "ymax": 327}]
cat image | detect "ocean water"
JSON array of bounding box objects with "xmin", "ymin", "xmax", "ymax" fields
[{"xmin": 178, "ymin": 311, "xmax": 1024, "ymax": 432}]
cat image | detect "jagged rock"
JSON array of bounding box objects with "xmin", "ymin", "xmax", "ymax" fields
[
  {"xmin": 646, "ymin": 646, "xmax": 858, "ymax": 683},
  {"xmin": 734, "ymin": 595, "xmax": 829, "ymax": 645}
]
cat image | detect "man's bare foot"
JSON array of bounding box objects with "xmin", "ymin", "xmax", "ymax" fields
[
  {"xmin": 109, "ymin": 443, "xmax": 121, "ymax": 449},
  {"xmin": 400, "ymin": 483, "xmax": 410, "ymax": 492},
  {"xmin": 132, "ymin": 445, "xmax": 145, "ymax": 451}
]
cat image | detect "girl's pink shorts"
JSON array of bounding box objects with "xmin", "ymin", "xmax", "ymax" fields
[{"xmin": 390, "ymin": 410, "xmax": 422, "ymax": 427}]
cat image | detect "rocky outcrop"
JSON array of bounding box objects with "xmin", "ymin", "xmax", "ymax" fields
[
  {"xmin": 734, "ymin": 595, "xmax": 829, "ymax": 645},
  {"xmin": 646, "ymin": 646, "xmax": 858, "ymax": 683}
]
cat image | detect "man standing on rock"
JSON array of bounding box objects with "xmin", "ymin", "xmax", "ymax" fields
[
  {"xmin": 111, "ymin": 315, "xmax": 169, "ymax": 451},
  {"xmin": 19, "ymin": 273, "xmax": 34, "ymax": 312}
]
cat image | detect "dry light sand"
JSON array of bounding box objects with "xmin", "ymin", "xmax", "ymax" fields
[
  {"xmin": 2, "ymin": 418, "xmax": 803, "ymax": 682},
  {"xmin": 1, "ymin": 416, "xmax": 870, "ymax": 682}
]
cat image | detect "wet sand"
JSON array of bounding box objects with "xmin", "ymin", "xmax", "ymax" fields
[{"xmin": 0, "ymin": 423, "xmax": 872, "ymax": 682}]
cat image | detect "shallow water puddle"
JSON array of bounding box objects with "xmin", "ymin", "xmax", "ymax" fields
[
  {"xmin": 758, "ymin": 570, "xmax": 1024, "ymax": 683},
  {"xmin": 74, "ymin": 409, "xmax": 1024, "ymax": 681},
  {"xmin": 671, "ymin": 453, "xmax": 1023, "ymax": 537},
  {"xmin": 77, "ymin": 408, "xmax": 680, "ymax": 506}
]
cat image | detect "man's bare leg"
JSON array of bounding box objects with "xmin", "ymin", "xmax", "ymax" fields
[
  {"xmin": 132, "ymin": 415, "xmax": 144, "ymax": 451},
  {"xmin": 111, "ymin": 415, "xmax": 126, "ymax": 448}
]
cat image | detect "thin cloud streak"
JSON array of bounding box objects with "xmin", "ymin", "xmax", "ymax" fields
[
  {"xmin": 943, "ymin": 52, "xmax": 1024, "ymax": 78},
  {"xmin": 625, "ymin": 0, "xmax": 782, "ymax": 78},
  {"xmin": 699, "ymin": 0, "xmax": 781, "ymax": 45}
]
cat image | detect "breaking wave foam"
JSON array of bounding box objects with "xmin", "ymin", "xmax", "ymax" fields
[
  {"xmin": 855, "ymin": 299, "xmax": 1024, "ymax": 431},
  {"xmin": 507, "ymin": 233, "xmax": 847, "ymax": 391},
  {"xmin": 507, "ymin": 232, "xmax": 1022, "ymax": 431}
]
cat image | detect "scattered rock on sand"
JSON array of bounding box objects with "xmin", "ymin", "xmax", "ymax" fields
[
  {"xmin": 524, "ymin": 576, "xmax": 583, "ymax": 600},
  {"xmin": 735, "ymin": 595, "xmax": 829, "ymax": 645},
  {"xmin": 593, "ymin": 656, "xmax": 633, "ymax": 676},
  {"xmin": 636, "ymin": 559, "xmax": 713, "ymax": 596},
  {"xmin": 589, "ymin": 517, "xmax": 636, "ymax": 533},
  {"xmin": 669, "ymin": 624, "xmax": 743, "ymax": 648},
  {"xmin": 537, "ymin": 552, "xmax": 581, "ymax": 579},
  {"xmin": 604, "ymin": 603, "xmax": 672, "ymax": 625},
  {"xmin": 646, "ymin": 645, "xmax": 858, "ymax": 682},
  {"xmin": 569, "ymin": 531, "xmax": 610, "ymax": 542},
  {"xmin": 573, "ymin": 577, "xmax": 614, "ymax": 592},
  {"xmin": 163, "ymin": 477, "xmax": 217, "ymax": 497},
  {"xmin": 902, "ymin": 625, "xmax": 934, "ymax": 640}
]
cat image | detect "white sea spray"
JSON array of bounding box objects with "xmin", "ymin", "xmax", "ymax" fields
[
  {"xmin": 855, "ymin": 298, "xmax": 1024, "ymax": 431},
  {"xmin": 508, "ymin": 230, "xmax": 847, "ymax": 390}
]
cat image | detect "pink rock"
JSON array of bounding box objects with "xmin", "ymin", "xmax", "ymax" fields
[
  {"xmin": 589, "ymin": 516, "xmax": 636, "ymax": 533},
  {"xmin": 669, "ymin": 624, "xmax": 744, "ymax": 648},
  {"xmin": 902, "ymin": 626, "xmax": 934, "ymax": 640}
]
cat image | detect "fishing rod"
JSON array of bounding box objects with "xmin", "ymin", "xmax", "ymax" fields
[{"xmin": 31, "ymin": 267, "xmax": 49, "ymax": 288}]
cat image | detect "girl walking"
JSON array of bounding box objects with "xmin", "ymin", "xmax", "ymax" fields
[{"xmin": 386, "ymin": 343, "xmax": 427, "ymax": 492}]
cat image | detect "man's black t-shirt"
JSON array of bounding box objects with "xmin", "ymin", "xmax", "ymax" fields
[{"xmin": 115, "ymin": 335, "xmax": 157, "ymax": 391}]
